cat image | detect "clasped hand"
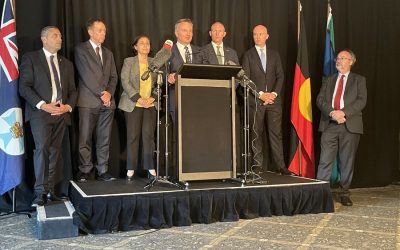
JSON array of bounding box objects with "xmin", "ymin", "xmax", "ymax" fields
[
  {"xmin": 259, "ymin": 92, "xmax": 276, "ymax": 105},
  {"xmin": 41, "ymin": 102, "xmax": 69, "ymax": 115}
]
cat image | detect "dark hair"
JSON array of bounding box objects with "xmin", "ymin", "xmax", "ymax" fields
[
  {"xmin": 40, "ymin": 26, "xmax": 59, "ymax": 37},
  {"xmin": 86, "ymin": 18, "xmax": 105, "ymax": 30},
  {"xmin": 131, "ymin": 35, "xmax": 151, "ymax": 56}
]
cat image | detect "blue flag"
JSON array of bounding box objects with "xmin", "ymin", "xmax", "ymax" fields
[
  {"xmin": 323, "ymin": 5, "xmax": 340, "ymax": 185},
  {"xmin": 0, "ymin": 0, "xmax": 25, "ymax": 195}
]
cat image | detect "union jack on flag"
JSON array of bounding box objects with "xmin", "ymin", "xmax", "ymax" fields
[{"xmin": 0, "ymin": 0, "xmax": 25, "ymax": 195}]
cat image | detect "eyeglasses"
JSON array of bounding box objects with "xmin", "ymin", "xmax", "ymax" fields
[{"xmin": 335, "ymin": 57, "xmax": 352, "ymax": 62}]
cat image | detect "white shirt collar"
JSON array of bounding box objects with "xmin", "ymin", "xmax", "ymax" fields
[
  {"xmin": 89, "ymin": 39, "xmax": 101, "ymax": 50},
  {"xmin": 42, "ymin": 48, "xmax": 57, "ymax": 58}
]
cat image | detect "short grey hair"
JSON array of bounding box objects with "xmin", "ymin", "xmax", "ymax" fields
[
  {"xmin": 175, "ymin": 18, "xmax": 193, "ymax": 32},
  {"xmin": 341, "ymin": 49, "xmax": 357, "ymax": 64},
  {"xmin": 40, "ymin": 26, "xmax": 59, "ymax": 38}
]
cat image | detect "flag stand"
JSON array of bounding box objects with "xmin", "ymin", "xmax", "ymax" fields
[{"xmin": 0, "ymin": 188, "xmax": 31, "ymax": 218}]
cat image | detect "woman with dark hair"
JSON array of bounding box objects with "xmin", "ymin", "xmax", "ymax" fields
[{"xmin": 118, "ymin": 35, "xmax": 157, "ymax": 181}]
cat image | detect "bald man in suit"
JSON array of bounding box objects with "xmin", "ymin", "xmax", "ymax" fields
[
  {"xmin": 74, "ymin": 19, "xmax": 118, "ymax": 182},
  {"xmin": 242, "ymin": 25, "xmax": 290, "ymax": 175},
  {"xmin": 19, "ymin": 26, "xmax": 77, "ymax": 206},
  {"xmin": 202, "ymin": 21, "xmax": 239, "ymax": 65},
  {"xmin": 317, "ymin": 49, "xmax": 367, "ymax": 206}
]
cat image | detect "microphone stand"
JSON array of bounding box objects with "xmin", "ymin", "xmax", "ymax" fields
[
  {"xmin": 144, "ymin": 68, "xmax": 187, "ymax": 191},
  {"xmin": 239, "ymin": 78, "xmax": 265, "ymax": 185}
]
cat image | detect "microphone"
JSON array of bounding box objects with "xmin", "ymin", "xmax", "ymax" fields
[
  {"xmin": 226, "ymin": 60, "xmax": 261, "ymax": 99},
  {"xmin": 141, "ymin": 40, "xmax": 173, "ymax": 81}
]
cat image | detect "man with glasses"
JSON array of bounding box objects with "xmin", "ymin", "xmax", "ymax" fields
[{"xmin": 316, "ymin": 49, "xmax": 367, "ymax": 206}]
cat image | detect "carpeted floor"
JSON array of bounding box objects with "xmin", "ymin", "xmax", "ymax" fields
[{"xmin": 1, "ymin": 185, "xmax": 399, "ymax": 249}]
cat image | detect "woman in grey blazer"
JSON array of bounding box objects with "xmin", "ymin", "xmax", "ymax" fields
[{"xmin": 118, "ymin": 35, "xmax": 157, "ymax": 181}]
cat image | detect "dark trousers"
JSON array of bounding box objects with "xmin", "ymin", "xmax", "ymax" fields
[
  {"xmin": 30, "ymin": 114, "xmax": 66, "ymax": 196},
  {"xmin": 317, "ymin": 123, "xmax": 360, "ymax": 194},
  {"xmin": 125, "ymin": 107, "xmax": 156, "ymax": 171},
  {"xmin": 78, "ymin": 107, "xmax": 114, "ymax": 174},
  {"xmin": 249, "ymin": 103, "xmax": 285, "ymax": 170}
]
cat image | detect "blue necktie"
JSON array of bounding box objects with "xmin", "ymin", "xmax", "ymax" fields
[{"xmin": 260, "ymin": 48, "xmax": 266, "ymax": 72}]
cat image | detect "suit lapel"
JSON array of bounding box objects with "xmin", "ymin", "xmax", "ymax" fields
[
  {"xmin": 37, "ymin": 50, "xmax": 51, "ymax": 82},
  {"xmin": 343, "ymin": 72, "xmax": 354, "ymax": 100},
  {"xmin": 208, "ymin": 44, "xmax": 218, "ymax": 64},
  {"xmin": 251, "ymin": 47, "xmax": 264, "ymax": 73},
  {"xmin": 328, "ymin": 73, "xmax": 339, "ymax": 102},
  {"xmin": 85, "ymin": 41, "xmax": 103, "ymax": 68}
]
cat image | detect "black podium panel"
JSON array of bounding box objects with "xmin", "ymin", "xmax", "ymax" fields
[
  {"xmin": 180, "ymin": 86, "xmax": 232, "ymax": 173},
  {"xmin": 177, "ymin": 77, "xmax": 236, "ymax": 181}
]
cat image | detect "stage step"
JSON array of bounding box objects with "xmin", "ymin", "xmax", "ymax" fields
[{"xmin": 36, "ymin": 201, "xmax": 78, "ymax": 240}]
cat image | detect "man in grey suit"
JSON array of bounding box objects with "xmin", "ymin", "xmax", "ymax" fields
[
  {"xmin": 19, "ymin": 26, "xmax": 77, "ymax": 206},
  {"xmin": 317, "ymin": 49, "xmax": 367, "ymax": 206},
  {"xmin": 74, "ymin": 19, "xmax": 118, "ymax": 182},
  {"xmin": 202, "ymin": 21, "xmax": 239, "ymax": 65},
  {"xmin": 242, "ymin": 25, "xmax": 291, "ymax": 175}
]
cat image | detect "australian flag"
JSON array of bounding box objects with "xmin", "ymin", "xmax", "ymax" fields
[{"xmin": 0, "ymin": 0, "xmax": 24, "ymax": 195}]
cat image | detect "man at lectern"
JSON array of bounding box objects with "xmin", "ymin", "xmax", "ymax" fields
[
  {"xmin": 167, "ymin": 18, "xmax": 203, "ymax": 122},
  {"xmin": 202, "ymin": 21, "xmax": 239, "ymax": 65}
]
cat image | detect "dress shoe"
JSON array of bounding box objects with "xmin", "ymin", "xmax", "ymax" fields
[
  {"xmin": 126, "ymin": 170, "xmax": 134, "ymax": 182},
  {"xmin": 340, "ymin": 196, "xmax": 353, "ymax": 206},
  {"xmin": 76, "ymin": 172, "xmax": 90, "ymax": 183},
  {"xmin": 278, "ymin": 167, "xmax": 293, "ymax": 176},
  {"xmin": 32, "ymin": 194, "xmax": 47, "ymax": 207},
  {"xmin": 47, "ymin": 192, "xmax": 64, "ymax": 202},
  {"xmin": 97, "ymin": 172, "xmax": 116, "ymax": 181}
]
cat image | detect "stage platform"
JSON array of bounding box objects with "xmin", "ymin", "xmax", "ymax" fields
[{"xmin": 69, "ymin": 172, "xmax": 334, "ymax": 234}]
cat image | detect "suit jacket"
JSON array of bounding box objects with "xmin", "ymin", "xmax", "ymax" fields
[
  {"xmin": 118, "ymin": 56, "xmax": 158, "ymax": 112},
  {"xmin": 242, "ymin": 47, "xmax": 284, "ymax": 105},
  {"xmin": 168, "ymin": 43, "xmax": 203, "ymax": 73},
  {"xmin": 167, "ymin": 43, "xmax": 203, "ymax": 112},
  {"xmin": 317, "ymin": 72, "xmax": 367, "ymax": 134},
  {"xmin": 201, "ymin": 43, "xmax": 239, "ymax": 65},
  {"xmin": 74, "ymin": 41, "xmax": 118, "ymax": 109},
  {"xmin": 19, "ymin": 50, "xmax": 77, "ymax": 124}
]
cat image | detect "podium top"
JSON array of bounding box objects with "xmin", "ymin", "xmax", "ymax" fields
[{"xmin": 178, "ymin": 63, "xmax": 242, "ymax": 80}]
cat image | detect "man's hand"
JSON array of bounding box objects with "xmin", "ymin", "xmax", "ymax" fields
[
  {"xmin": 41, "ymin": 102, "xmax": 70, "ymax": 116},
  {"xmin": 168, "ymin": 73, "xmax": 176, "ymax": 85},
  {"xmin": 259, "ymin": 92, "xmax": 276, "ymax": 105},
  {"xmin": 138, "ymin": 97, "xmax": 155, "ymax": 108},
  {"xmin": 331, "ymin": 110, "xmax": 346, "ymax": 124},
  {"xmin": 101, "ymin": 91, "xmax": 111, "ymax": 107}
]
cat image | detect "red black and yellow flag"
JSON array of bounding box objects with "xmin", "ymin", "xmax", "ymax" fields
[{"xmin": 288, "ymin": 2, "xmax": 315, "ymax": 178}]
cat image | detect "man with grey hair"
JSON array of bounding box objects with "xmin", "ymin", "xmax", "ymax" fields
[
  {"xmin": 316, "ymin": 49, "xmax": 367, "ymax": 206},
  {"xmin": 19, "ymin": 26, "xmax": 77, "ymax": 207},
  {"xmin": 167, "ymin": 18, "xmax": 203, "ymax": 121}
]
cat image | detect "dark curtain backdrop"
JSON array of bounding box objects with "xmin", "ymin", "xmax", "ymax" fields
[{"xmin": 1, "ymin": 0, "xmax": 399, "ymax": 210}]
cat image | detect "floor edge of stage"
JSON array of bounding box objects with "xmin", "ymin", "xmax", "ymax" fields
[{"xmin": 69, "ymin": 173, "xmax": 335, "ymax": 234}]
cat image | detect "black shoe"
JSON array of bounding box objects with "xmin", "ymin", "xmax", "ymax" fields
[
  {"xmin": 278, "ymin": 167, "xmax": 293, "ymax": 176},
  {"xmin": 47, "ymin": 192, "xmax": 64, "ymax": 202},
  {"xmin": 98, "ymin": 172, "xmax": 116, "ymax": 181},
  {"xmin": 340, "ymin": 196, "xmax": 353, "ymax": 206},
  {"xmin": 76, "ymin": 172, "xmax": 90, "ymax": 183},
  {"xmin": 32, "ymin": 194, "xmax": 47, "ymax": 207}
]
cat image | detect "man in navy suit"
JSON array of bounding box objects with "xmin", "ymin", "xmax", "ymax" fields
[
  {"xmin": 202, "ymin": 21, "xmax": 239, "ymax": 65},
  {"xmin": 19, "ymin": 26, "xmax": 77, "ymax": 206},
  {"xmin": 317, "ymin": 49, "xmax": 367, "ymax": 206},
  {"xmin": 74, "ymin": 19, "xmax": 118, "ymax": 182},
  {"xmin": 167, "ymin": 18, "xmax": 203, "ymax": 121},
  {"xmin": 242, "ymin": 25, "xmax": 290, "ymax": 175}
]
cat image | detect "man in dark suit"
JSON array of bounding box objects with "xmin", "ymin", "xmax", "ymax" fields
[
  {"xmin": 19, "ymin": 26, "xmax": 77, "ymax": 206},
  {"xmin": 74, "ymin": 19, "xmax": 118, "ymax": 182},
  {"xmin": 202, "ymin": 21, "xmax": 239, "ymax": 65},
  {"xmin": 316, "ymin": 49, "xmax": 367, "ymax": 206},
  {"xmin": 242, "ymin": 25, "xmax": 290, "ymax": 175},
  {"xmin": 167, "ymin": 18, "xmax": 203, "ymax": 121}
]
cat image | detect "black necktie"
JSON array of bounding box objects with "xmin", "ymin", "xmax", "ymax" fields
[
  {"xmin": 50, "ymin": 55, "xmax": 62, "ymax": 102},
  {"xmin": 96, "ymin": 46, "xmax": 102, "ymax": 65},
  {"xmin": 184, "ymin": 46, "xmax": 192, "ymax": 63}
]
